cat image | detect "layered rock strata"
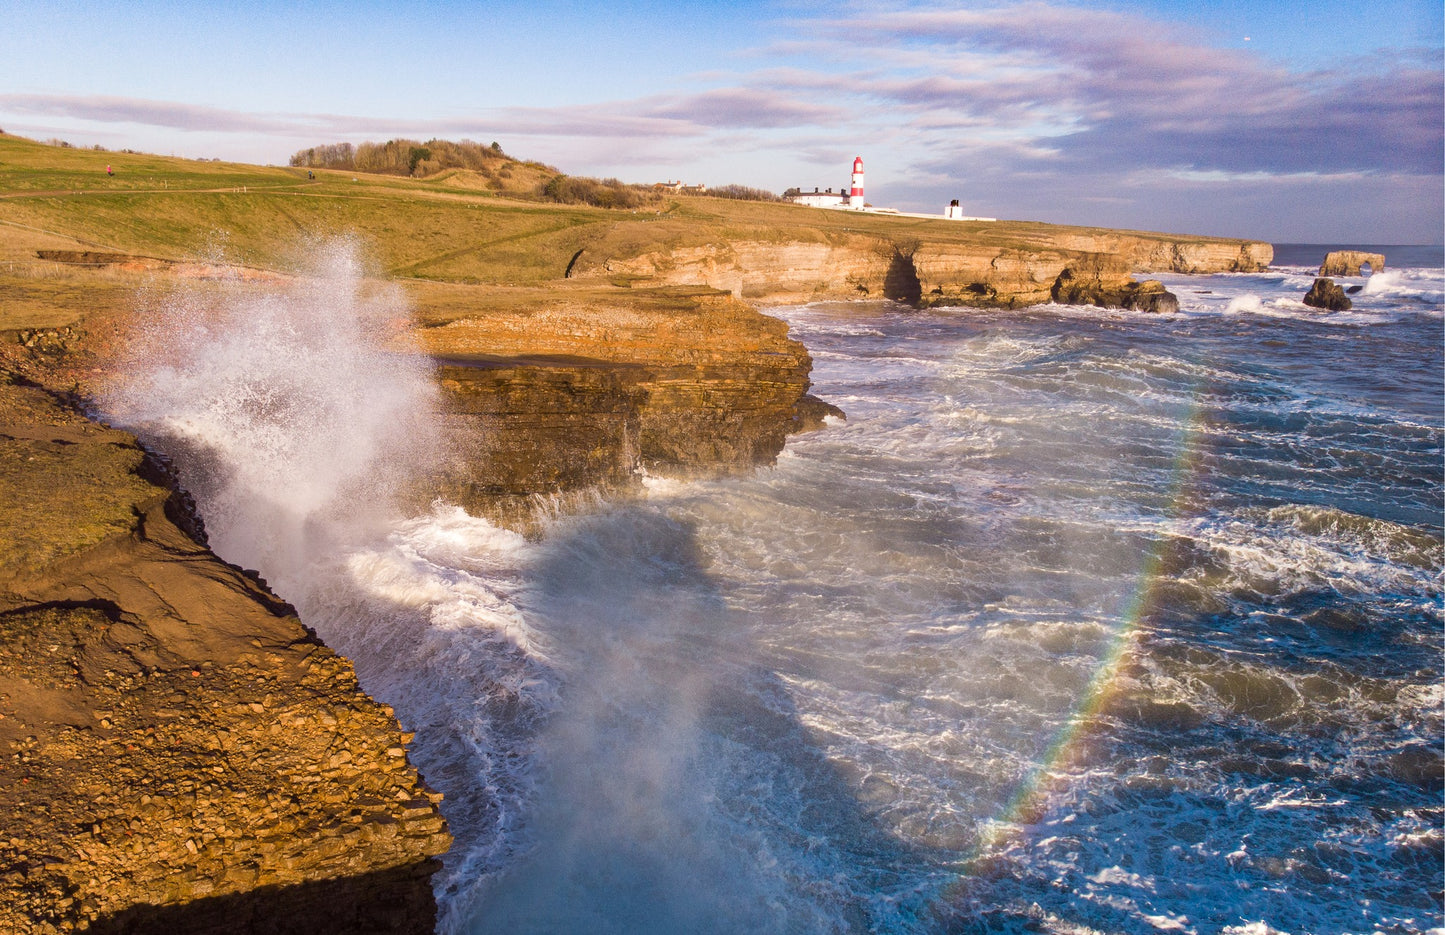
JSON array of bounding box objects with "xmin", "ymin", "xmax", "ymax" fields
[
  {"xmin": 417, "ymin": 289, "xmax": 838, "ymax": 519},
  {"xmin": 1319, "ymin": 250, "xmax": 1384, "ymax": 277},
  {"xmin": 583, "ymin": 230, "xmax": 1271, "ymax": 310},
  {"xmin": 0, "ymin": 377, "xmax": 451, "ymax": 934}
]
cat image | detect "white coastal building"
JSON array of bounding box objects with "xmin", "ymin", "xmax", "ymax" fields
[
  {"xmin": 790, "ymin": 188, "xmax": 849, "ymax": 208},
  {"xmin": 944, "ymin": 199, "xmax": 995, "ymax": 221},
  {"xmin": 786, "ymin": 158, "xmax": 996, "ymax": 221},
  {"xmin": 787, "ymin": 156, "xmax": 868, "ymax": 210}
]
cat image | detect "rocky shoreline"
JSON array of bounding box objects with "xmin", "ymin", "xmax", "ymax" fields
[
  {"xmin": 0, "ymin": 212, "xmax": 1270, "ymax": 931},
  {"xmin": 0, "ymin": 268, "xmax": 837, "ymax": 932},
  {"xmin": 576, "ymin": 224, "xmax": 1271, "ymax": 310},
  {"xmin": 0, "ymin": 377, "xmax": 450, "ymax": 934}
]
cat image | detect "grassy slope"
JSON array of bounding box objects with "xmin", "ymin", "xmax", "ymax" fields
[{"xmin": 0, "ymin": 132, "xmax": 1257, "ymax": 274}]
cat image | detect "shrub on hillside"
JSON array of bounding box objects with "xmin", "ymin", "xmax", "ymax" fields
[
  {"xmin": 539, "ymin": 174, "xmax": 659, "ymax": 210},
  {"xmin": 708, "ymin": 184, "xmax": 782, "ymax": 202},
  {"xmin": 289, "ymin": 138, "xmax": 519, "ymax": 177}
]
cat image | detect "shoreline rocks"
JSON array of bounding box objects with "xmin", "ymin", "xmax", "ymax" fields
[
  {"xmin": 0, "ymin": 377, "xmax": 451, "ymax": 934},
  {"xmin": 582, "ymin": 229, "xmax": 1270, "ymax": 310},
  {"xmin": 1318, "ymin": 250, "xmax": 1384, "ymax": 277},
  {"xmin": 417, "ymin": 291, "xmax": 834, "ymax": 523},
  {"xmin": 1303, "ymin": 277, "xmax": 1352, "ymax": 311},
  {"xmin": 0, "ymin": 214, "xmax": 1270, "ymax": 930}
]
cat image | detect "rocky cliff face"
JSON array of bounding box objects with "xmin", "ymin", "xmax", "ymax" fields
[
  {"xmin": 416, "ymin": 290, "xmax": 837, "ymax": 522},
  {"xmin": 581, "ymin": 229, "xmax": 1272, "ymax": 311},
  {"xmin": 1, "ymin": 267, "xmax": 837, "ymax": 929},
  {"xmin": 0, "ymin": 377, "xmax": 451, "ymax": 934}
]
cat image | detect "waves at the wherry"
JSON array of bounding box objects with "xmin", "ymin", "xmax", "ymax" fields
[{"xmin": 102, "ymin": 244, "xmax": 1443, "ymax": 934}]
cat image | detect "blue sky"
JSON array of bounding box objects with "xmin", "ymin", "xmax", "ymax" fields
[{"xmin": 1, "ymin": 0, "xmax": 1440, "ymax": 242}]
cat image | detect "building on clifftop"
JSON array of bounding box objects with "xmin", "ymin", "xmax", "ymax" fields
[{"xmin": 786, "ymin": 156, "xmax": 867, "ymax": 210}]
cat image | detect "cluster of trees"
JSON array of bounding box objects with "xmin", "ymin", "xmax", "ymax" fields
[
  {"xmin": 539, "ymin": 174, "xmax": 659, "ymax": 210},
  {"xmin": 41, "ymin": 139, "xmax": 138, "ymax": 154},
  {"xmin": 289, "ymin": 138, "xmax": 512, "ymax": 177},
  {"xmin": 290, "ymin": 137, "xmax": 663, "ymax": 210},
  {"xmin": 707, "ymin": 184, "xmax": 782, "ymax": 202}
]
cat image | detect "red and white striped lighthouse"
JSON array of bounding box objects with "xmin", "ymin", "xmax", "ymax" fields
[{"xmin": 848, "ymin": 156, "xmax": 864, "ymax": 208}]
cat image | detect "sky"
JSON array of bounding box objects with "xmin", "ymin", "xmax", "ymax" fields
[{"xmin": 1, "ymin": 0, "xmax": 1440, "ymax": 243}]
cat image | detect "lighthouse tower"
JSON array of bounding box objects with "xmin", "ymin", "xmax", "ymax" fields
[{"xmin": 848, "ymin": 156, "xmax": 864, "ymax": 208}]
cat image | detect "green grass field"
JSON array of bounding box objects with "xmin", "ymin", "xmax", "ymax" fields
[{"xmin": 1, "ymin": 132, "xmax": 1258, "ymax": 285}]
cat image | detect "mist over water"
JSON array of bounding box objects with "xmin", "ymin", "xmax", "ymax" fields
[
  {"xmin": 101, "ymin": 245, "xmax": 1443, "ymax": 934},
  {"xmin": 100, "ymin": 242, "xmax": 559, "ymax": 923},
  {"xmin": 103, "ymin": 241, "xmax": 442, "ymax": 573}
]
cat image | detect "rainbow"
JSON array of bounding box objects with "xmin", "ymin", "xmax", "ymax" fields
[{"xmin": 930, "ymin": 389, "xmax": 1213, "ymax": 919}]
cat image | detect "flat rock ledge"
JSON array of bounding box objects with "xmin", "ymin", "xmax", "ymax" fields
[
  {"xmin": 0, "ymin": 377, "xmax": 451, "ymax": 934},
  {"xmin": 417, "ymin": 290, "xmax": 838, "ymax": 523}
]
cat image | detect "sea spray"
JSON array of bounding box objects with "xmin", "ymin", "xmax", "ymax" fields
[
  {"xmin": 99, "ymin": 240, "xmax": 556, "ymax": 928},
  {"xmin": 103, "ymin": 239, "xmax": 441, "ymax": 572},
  {"xmin": 95, "ymin": 246, "xmax": 1443, "ymax": 934}
]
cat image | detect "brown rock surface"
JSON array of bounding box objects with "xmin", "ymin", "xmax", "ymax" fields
[
  {"xmin": 1318, "ymin": 250, "xmax": 1385, "ymax": 277},
  {"xmin": 1303, "ymin": 277, "xmax": 1353, "ymax": 311},
  {"xmin": 413, "ymin": 285, "xmax": 829, "ymax": 520},
  {"xmin": 0, "ymin": 377, "xmax": 450, "ymax": 934},
  {"xmin": 577, "ymin": 227, "xmax": 1270, "ymax": 309}
]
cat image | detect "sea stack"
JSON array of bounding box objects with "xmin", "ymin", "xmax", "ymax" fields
[{"xmin": 1303, "ymin": 277, "xmax": 1352, "ymax": 310}]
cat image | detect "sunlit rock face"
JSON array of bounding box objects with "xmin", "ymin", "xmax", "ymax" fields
[
  {"xmin": 420, "ymin": 292, "xmax": 826, "ymax": 519},
  {"xmin": 0, "ymin": 380, "xmax": 451, "ymax": 935},
  {"xmin": 1318, "ymin": 250, "xmax": 1385, "ymax": 277},
  {"xmin": 577, "ymin": 230, "xmax": 1271, "ymax": 309}
]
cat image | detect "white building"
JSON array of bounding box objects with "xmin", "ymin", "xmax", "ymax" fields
[
  {"xmin": 787, "ymin": 156, "xmax": 867, "ymax": 210},
  {"xmin": 790, "ymin": 188, "xmax": 848, "ymax": 208}
]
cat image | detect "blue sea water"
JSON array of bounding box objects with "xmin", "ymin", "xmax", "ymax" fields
[{"xmin": 105, "ymin": 244, "xmax": 1444, "ymax": 934}]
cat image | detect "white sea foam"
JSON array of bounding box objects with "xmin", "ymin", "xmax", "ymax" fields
[
  {"xmin": 1224, "ymin": 293, "xmax": 1265, "ymax": 314},
  {"xmin": 93, "ymin": 261, "xmax": 1441, "ymax": 934},
  {"xmin": 100, "ymin": 241, "xmax": 555, "ymax": 930}
]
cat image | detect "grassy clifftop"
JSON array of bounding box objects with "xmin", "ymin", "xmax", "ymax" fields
[{"xmin": 0, "ymin": 132, "xmax": 1266, "ymax": 298}]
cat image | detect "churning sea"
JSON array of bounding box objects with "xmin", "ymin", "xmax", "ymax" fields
[{"xmin": 105, "ymin": 244, "xmax": 1443, "ymax": 935}]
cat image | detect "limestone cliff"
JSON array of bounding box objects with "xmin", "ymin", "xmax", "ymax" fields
[
  {"xmin": 1318, "ymin": 250, "xmax": 1385, "ymax": 277},
  {"xmin": 0, "ymin": 377, "xmax": 451, "ymax": 934},
  {"xmin": 412, "ymin": 288, "xmax": 835, "ymax": 521},
  {"xmin": 577, "ymin": 226, "xmax": 1272, "ymax": 311}
]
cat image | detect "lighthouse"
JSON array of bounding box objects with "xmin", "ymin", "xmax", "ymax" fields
[{"xmin": 848, "ymin": 156, "xmax": 864, "ymax": 208}]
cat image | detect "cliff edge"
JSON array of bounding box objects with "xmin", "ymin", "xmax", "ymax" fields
[
  {"xmin": 409, "ymin": 283, "xmax": 834, "ymax": 521},
  {"xmin": 0, "ymin": 376, "xmax": 451, "ymax": 934},
  {"xmin": 577, "ymin": 219, "xmax": 1271, "ymax": 310}
]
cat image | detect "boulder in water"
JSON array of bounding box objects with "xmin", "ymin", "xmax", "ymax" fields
[
  {"xmin": 1050, "ymin": 267, "xmax": 1180, "ymax": 314},
  {"xmin": 1303, "ymin": 277, "xmax": 1352, "ymax": 311}
]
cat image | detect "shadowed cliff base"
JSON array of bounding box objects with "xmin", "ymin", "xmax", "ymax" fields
[
  {"xmin": 84, "ymin": 861, "xmax": 441, "ymax": 935},
  {"xmin": 883, "ymin": 248, "xmax": 923, "ymax": 305}
]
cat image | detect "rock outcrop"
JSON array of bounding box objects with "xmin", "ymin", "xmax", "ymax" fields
[
  {"xmin": 0, "ymin": 377, "xmax": 451, "ymax": 934},
  {"xmin": 1303, "ymin": 278, "xmax": 1352, "ymax": 311},
  {"xmin": 1050, "ymin": 264, "xmax": 1180, "ymax": 314},
  {"xmin": 1319, "ymin": 250, "xmax": 1384, "ymax": 277},
  {"xmin": 416, "ymin": 289, "xmax": 834, "ymax": 520},
  {"xmin": 581, "ymin": 228, "xmax": 1269, "ymax": 310}
]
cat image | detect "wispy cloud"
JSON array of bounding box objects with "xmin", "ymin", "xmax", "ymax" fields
[
  {"xmin": 762, "ymin": 3, "xmax": 1443, "ymax": 178},
  {"xmin": 0, "ymin": 93, "xmax": 302, "ymax": 134},
  {"xmin": 1, "ymin": 2, "xmax": 1437, "ymax": 239}
]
